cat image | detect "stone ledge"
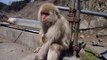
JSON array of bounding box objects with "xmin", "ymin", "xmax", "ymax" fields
[{"xmin": 0, "ymin": 26, "xmax": 41, "ymax": 48}]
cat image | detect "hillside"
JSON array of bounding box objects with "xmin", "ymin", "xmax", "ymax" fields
[
  {"xmin": 4, "ymin": 0, "xmax": 70, "ymax": 20},
  {"xmin": 2, "ymin": 0, "xmax": 107, "ymax": 19}
]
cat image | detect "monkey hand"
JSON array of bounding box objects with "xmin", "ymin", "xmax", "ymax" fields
[
  {"xmin": 34, "ymin": 47, "xmax": 41, "ymax": 53},
  {"xmin": 41, "ymin": 34, "xmax": 47, "ymax": 43}
]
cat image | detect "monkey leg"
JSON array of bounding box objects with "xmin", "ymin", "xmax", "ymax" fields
[
  {"xmin": 47, "ymin": 44, "xmax": 64, "ymax": 60},
  {"xmin": 34, "ymin": 40, "xmax": 53, "ymax": 60}
]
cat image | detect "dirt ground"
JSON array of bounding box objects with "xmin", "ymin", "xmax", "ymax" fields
[{"xmin": 79, "ymin": 28, "xmax": 107, "ymax": 48}]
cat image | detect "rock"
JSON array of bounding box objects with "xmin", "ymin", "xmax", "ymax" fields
[
  {"xmin": 80, "ymin": 20, "xmax": 88, "ymax": 29},
  {"xmin": 92, "ymin": 41, "xmax": 104, "ymax": 47},
  {"xmin": 92, "ymin": 41, "xmax": 100, "ymax": 46},
  {"xmin": 98, "ymin": 39, "xmax": 103, "ymax": 42},
  {"xmin": 89, "ymin": 17, "xmax": 107, "ymax": 28},
  {"xmin": 79, "ymin": 34, "xmax": 85, "ymax": 39},
  {"xmin": 96, "ymin": 17, "xmax": 107, "ymax": 27},
  {"xmin": 89, "ymin": 19, "xmax": 96, "ymax": 28},
  {"xmin": 96, "ymin": 30, "xmax": 107, "ymax": 37},
  {"xmin": 98, "ymin": 30, "xmax": 107, "ymax": 35},
  {"xmin": 63, "ymin": 56, "xmax": 80, "ymax": 60}
]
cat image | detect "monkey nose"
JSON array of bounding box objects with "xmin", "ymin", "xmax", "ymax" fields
[{"xmin": 42, "ymin": 15, "xmax": 48, "ymax": 21}]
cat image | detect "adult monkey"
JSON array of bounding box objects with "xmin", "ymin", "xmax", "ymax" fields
[{"xmin": 34, "ymin": 3, "xmax": 72, "ymax": 60}]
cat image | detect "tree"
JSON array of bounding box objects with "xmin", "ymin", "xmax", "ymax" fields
[
  {"xmin": 0, "ymin": 2, "xmax": 7, "ymax": 10},
  {"xmin": 24, "ymin": 0, "xmax": 30, "ymax": 3},
  {"xmin": 9, "ymin": 1, "xmax": 27, "ymax": 11}
]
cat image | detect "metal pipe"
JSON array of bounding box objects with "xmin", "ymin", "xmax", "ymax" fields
[
  {"xmin": 56, "ymin": 6, "xmax": 69, "ymax": 11},
  {"xmin": 80, "ymin": 10, "xmax": 107, "ymax": 17},
  {"xmin": 72, "ymin": 0, "xmax": 81, "ymax": 56},
  {"xmin": 0, "ymin": 23, "xmax": 39, "ymax": 34},
  {"xmin": 56, "ymin": 6, "xmax": 107, "ymax": 17}
]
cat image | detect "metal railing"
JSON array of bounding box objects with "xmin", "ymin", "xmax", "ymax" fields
[
  {"xmin": 57, "ymin": 6, "xmax": 107, "ymax": 17},
  {"xmin": 56, "ymin": 0, "xmax": 107, "ymax": 57}
]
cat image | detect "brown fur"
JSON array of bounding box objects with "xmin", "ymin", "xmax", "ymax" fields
[{"xmin": 34, "ymin": 3, "xmax": 71, "ymax": 60}]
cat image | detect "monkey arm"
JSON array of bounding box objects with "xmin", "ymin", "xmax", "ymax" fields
[
  {"xmin": 34, "ymin": 29, "xmax": 46, "ymax": 53},
  {"xmin": 34, "ymin": 34, "xmax": 45, "ymax": 53},
  {"xmin": 61, "ymin": 34, "xmax": 71, "ymax": 49},
  {"xmin": 39, "ymin": 29, "xmax": 47, "ymax": 44},
  {"xmin": 34, "ymin": 34, "xmax": 46, "ymax": 53},
  {"xmin": 62, "ymin": 21, "xmax": 72, "ymax": 49}
]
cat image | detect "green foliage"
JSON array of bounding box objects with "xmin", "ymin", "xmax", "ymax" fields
[{"xmin": 85, "ymin": 48, "xmax": 97, "ymax": 60}]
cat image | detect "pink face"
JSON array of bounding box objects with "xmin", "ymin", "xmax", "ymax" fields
[{"xmin": 41, "ymin": 12, "xmax": 49, "ymax": 22}]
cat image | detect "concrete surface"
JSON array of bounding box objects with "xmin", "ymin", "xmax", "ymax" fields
[
  {"xmin": 0, "ymin": 26, "xmax": 41, "ymax": 49},
  {"xmin": 0, "ymin": 26, "xmax": 42, "ymax": 60},
  {"xmin": 21, "ymin": 53, "xmax": 80, "ymax": 60},
  {"xmin": 0, "ymin": 38, "xmax": 12, "ymax": 43},
  {"xmin": 20, "ymin": 53, "xmax": 36, "ymax": 60},
  {"xmin": 0, "ymin": 43, "xmax": 32, "ymax": 60}
]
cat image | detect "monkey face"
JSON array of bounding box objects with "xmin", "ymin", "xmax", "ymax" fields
[
  {"xmin": 38, "ymin": 3, "xmax": 60, "ymax": 26},
  {"xmin": 41, "ymin": 11, "xmax": 59, "ymax": 24},
  {"xmin": 41, "ymin": 12, "xmax": 50, "ymax": 22}
]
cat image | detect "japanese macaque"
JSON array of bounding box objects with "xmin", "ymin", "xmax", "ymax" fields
[{"xmin": 34, "ymin": 3, "xmax": 71, "ymax": 60}]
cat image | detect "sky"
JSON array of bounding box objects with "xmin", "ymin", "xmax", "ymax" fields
[{"xmin": 0, "ymin": 0, "xmax": 22, "ymax": 5}]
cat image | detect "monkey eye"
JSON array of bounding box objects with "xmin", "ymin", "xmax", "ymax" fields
[{"xmin": 41, "ymin": 12, "xmax": 50, "ymax": 16}]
